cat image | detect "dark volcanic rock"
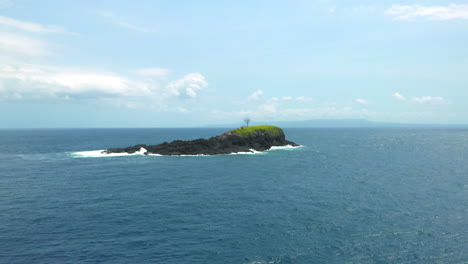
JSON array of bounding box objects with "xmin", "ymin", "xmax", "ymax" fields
[{"xmin": 104, "ymin": 127, "xmax": 299, "ymax": 156}]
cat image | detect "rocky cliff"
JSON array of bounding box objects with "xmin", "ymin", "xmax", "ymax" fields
[{"xmin": 104, "ymin": 125, "xmax": 299, "ymax": 156}]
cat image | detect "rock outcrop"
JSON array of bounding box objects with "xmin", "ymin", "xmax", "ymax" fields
[{"xmin": 104, "ymin": 125, "xmax": 299, "ymax": 156}]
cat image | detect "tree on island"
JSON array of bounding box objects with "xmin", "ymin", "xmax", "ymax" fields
[{"xmin": 244, "ymin": 118, "xmax": 251, "ymax": 127}]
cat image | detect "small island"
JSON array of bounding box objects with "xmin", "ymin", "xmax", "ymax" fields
[{"xmin": 104, "ymin": 125, "xmax": 299, "ymax": 156}]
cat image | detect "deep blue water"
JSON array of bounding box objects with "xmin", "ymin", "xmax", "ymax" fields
[{"xmin": 0, "ymin": 128, "xmax": 467, "ymax": 264}]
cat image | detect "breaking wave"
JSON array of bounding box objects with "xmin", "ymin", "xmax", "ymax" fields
[
  {"xmin": 72, "ymin": 147, "xmax": 148, "ymax": 158},
  {"xmin": 268, "ymin": 144, "xmax": 302, "ymax": 151}
]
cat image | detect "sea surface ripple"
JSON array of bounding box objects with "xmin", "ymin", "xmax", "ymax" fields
[{"xmin": 0, "ymin": 128, "xmax": 466, "ymax": 263}]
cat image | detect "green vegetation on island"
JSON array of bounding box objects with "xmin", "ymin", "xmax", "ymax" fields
[{"xmin": 229, "ymin": 125, "xmax": 284, "ymax": 137}]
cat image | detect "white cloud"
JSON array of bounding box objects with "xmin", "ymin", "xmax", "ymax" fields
[
  {"xmin": 53, "ymin": 73, "xmax": 135, "ymax": 95},
  {"xmin": 134, "ymin": 68, "xmax": 171, "ymax": 79},
  {"xmin": 355, "ymin": 98, "xmax": 369, "ymax": 105},
  {"xmin": 392, "ymin": 92, "xmax": 406, "ymax": 101},
  {"xmin": 385, "ymin": 4, "xmax": 468, "ymax": 20},
  {"xmin": 0, "ymin": 15, "xmax": 65, "ymax": 33},
  {"xmin": 0, "ymin": 63, "xmax": 153, "ymax": 100},
  {"xmin": 165, "ymin": 72, "xmax": 208, "ymax": 98},
  {"xmin": 0, "ymin": 32, "xmax": 51, "ymax": 56},
  {"xmin": 95, "ymin": 10, "xmax": 151, "ymax": 33},
  {"xmin": 248, "ymin": 89, "xmax": 264, "ymax": 100},
  {"xmin": 412, "ymin": 96, "xmax": 445, "ymax": 104},
  {"xmin": 281, "ymin": 96, "xmax": 292, "ymax": 100},
  {"xmin": 0, "ymin": 63, "xmax": 208, "ymax": 103},
  {"xmin": 295, "ymin": 96, "xmax": 314, "ymax": 103}
]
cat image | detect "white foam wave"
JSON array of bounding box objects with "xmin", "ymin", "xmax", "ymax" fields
[
  {"xmin": 151, "ymin": 153, "xmax": 208, "ymax": 157},
  {"xmin": 267, "ymin": 144, "xmax": 303, "ymax": 151},
  {"xmin": 72, "ymin": 147, "xmax": 147, "ymax": 158},
  {"xmin": 229, "ymin": 148, "xmax": 264, "ymax": 155}
]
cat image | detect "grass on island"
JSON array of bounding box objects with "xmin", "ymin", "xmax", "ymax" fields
[{"xmin": 230, "ymin": 125, "xmax": 283, "ymax": 136}]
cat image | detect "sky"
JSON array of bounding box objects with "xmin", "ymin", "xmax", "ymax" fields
[{"xmin": 0, "ymin": 0, "xmax": 467, "ymax": 128}]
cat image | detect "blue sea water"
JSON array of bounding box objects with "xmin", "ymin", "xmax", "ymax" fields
[{"xmin": 0, "ymin": 128, "xmax": 467, "ymax": 264}]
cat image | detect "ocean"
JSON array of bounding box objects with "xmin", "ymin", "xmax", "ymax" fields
[{"xmin": 0, "ymin": 128, "xmax": 466, "ymax": 264}]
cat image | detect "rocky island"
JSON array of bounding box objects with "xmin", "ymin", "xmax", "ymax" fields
[{"xmin": 104, "ymin": 125, "xmax": 299, "ymax": 156}]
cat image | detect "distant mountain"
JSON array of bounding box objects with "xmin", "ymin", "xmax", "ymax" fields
[{"xmin": 207, "ymin": 119, "xmax": 468, "ymax": 128}]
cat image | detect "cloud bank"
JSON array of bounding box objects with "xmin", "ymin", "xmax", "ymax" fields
[
  {"xmin": 0, "ymin": 63, "xmax": 207, "ymax": 102},
  {"xmin": 0, "ymin": 64, "xmax": 151, "ymax": 100}
]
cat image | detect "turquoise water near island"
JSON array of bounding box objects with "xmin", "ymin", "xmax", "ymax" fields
[{"xmin": 0, "ymin": 128, "xmax": 466, "ymax": 263}]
